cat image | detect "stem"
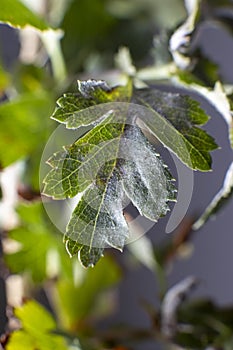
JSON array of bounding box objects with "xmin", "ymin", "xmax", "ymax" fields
[
  {"xmin": 40, "ymin": 29, "xmax": 67, "ymax": 84},
  {"xmin": 136, "ymin": 63, "xmax": 176, "ymax": 82}
]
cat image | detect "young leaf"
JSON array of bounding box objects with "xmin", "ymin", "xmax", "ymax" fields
[
  {"xmin": 193, "ymin": 162, "xmax": 233, "ymax": 230},
  {"xmin": 161, "ymin": 276, "xmax": 198, "ymax": 338},
  {"xmin": 169, "ymin": 0, "xmax": 201, "ymax": 69},
  {"xmin": 0, "ymin": 0, "xmax": 51, "ymax": 31},
  {"xmin": 43, "ymin": 80, "xmax": 217, "ymax": 267},
  {"xmin": 0, "ymin": 92, "xmax": 53, "ymax": 167},
  {"xmin": 6, "ymin": 300, "xmax": 67, "ymax": 350}
]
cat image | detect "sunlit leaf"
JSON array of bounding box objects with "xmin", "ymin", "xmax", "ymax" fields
[
  {"xmin": 0, "ymin": 92, "xmax": 53, "ymax": 167},
  {"xmin": 6, "ymin": 300, "xmax": 67, "ymax": 350},
  {"xmin": 0, "ymin": 0, "xmax": 51, "ymax": 31},
  {"xmin": 115, "ymin": 47, "xmax": 136, "ymax": 76},
  {"xmin": 5, "ymin": 202, "xmax": 71, "ymax": 282},
  {"xmin": 0, "ymin": 62, "xmax": 10, "ymax": 91}
]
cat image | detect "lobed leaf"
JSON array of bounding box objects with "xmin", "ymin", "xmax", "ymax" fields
[{"xmin": 43, "ymin": 79, "xmax": 217, "ymax": 267}]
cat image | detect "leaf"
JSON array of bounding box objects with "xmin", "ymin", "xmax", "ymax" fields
[
  {"xmin": 175, "ymin": 80, "xmax": 233, "ymax": 148},
  {"xmin": 0, "ymin": 62, "xmax": 10, "ymax": 91},
  {"xmin": 176, "ymin": 55, "xmax": 220, "ymax": 87},
  {"xmin": 43, "ymin": 80, "xmax": 217, "ymax": 266},
  {"xmin": 127, "ymin": 235, "xmax": 157, "ymax": 271},
  {"xmin": 169, "ymin": 0, "xmax": 201, "ymax": 69},
  {"xmin": 5, "ymin": 202, "xmax": 52, "ymax": 282},
  {"xmin": 56, "ymin": 256, "xmax": 121, "ymax": 330},
  {"xmin": 207, "ymin": 82, "xmax": 233, "ymax": 148},
  {"xmin": 6, "ymin": 300, "xmax": 67, "ymax": 350},
  {"xmin": 193, "ymin": 162, "xmax": 233, "ymax": 230},
  {"xmin": 5, "ymin": 202, "xmax": 73, "ymax": 282},
  {"xmin": 0, "ymin": 0, "xmax": 51, "ymax": 31},
  {"xmin": 0, "ymin": 92, "xmax": 53, "ymax": 167},
  {"xmin": 115, "ymin": 47, "xmax": 136, "ymax": 76},
  {"xmin": 51, "ymin": 80, "xmax": 131, "ymax": 127},
  {"xmin": 176, "ymin": 298, "xmax": 233, "ymax": 348},
  {"xmin": 52, "ymin": 80, "xmax": 217, "ymax": 170},
  {"xmin": 133, "ymin": 88, "xmax": 218, "ymax": 171},
  {"xmin": 44, "ymin": 118, "xmax": 175, "ymax": 267}
]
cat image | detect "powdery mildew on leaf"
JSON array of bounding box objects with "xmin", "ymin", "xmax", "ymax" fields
[{"xmin": 43, "ymin": 79, "xmax": 217, "ymax": 267}]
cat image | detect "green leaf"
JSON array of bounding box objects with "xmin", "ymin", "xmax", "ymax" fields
[
  {"xmin": 51, "ymin": 80, "xmax": 217, "ymax": 171},
  {"xmin": 61, "ymin": 0, "xmax": 115, "ymax": 67},
  {"xmin": 133, "ymin": 88, "xmax": 218, "ymax": 171},
  {"xmin": 0, "ymin": 92, "xmax": 53, "ymax": 167},
  {"xmin": 44, "ymin": 116, "xmax": 175, "ymax": 267},
  {"xmin": 6, "ymin": 300, "xmax": 67, "ymax": 350},
  {"xmin": 56, "ymin": 256, "xmax": 121, "ymax": 330},
  {"xmin": 43, "ymin": 80, "xmax": 217, "ymax": 266},
  {"xmin": 193, "ymin": 162, "xmax": 233, "ymax": 231},
  {"xmin": 176, "ymin": 298, "xmax": 233, "ymax": 348},
  {"xmin": 0, "ymin": 62, "xmax": 10, "ymax": 91},
  {"xmin": 51, "ymin": 80, "xmax": 131, "ymax": 127},
  {"xmin": 5, "ymin": 202, "xmax": 72, "ymax": 282},
  {"xmin": 176, "ymin": 55, "xmax": 220, "ymax": 87},
  {"xmin": 0, "ymin": 0, "xmax": 51, "ymax": 31},
  {"xmin": 174, "ymin": 80, "xmax": 233, "ymax": 149},
  {"xmin": 108, "ymin": 0, "xmax": 186, "ymax": 30},
  {"xmin": 5, "ymin": 202, "xmax": 52, "ymax": 282}
]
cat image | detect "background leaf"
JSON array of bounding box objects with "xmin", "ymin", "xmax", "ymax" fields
[
  {"xmin": 0, "ymin": 92, "xmax": 53, "ymax": 167},
  {"xmin": 0, "ymin": 0, "xmax": 51, "ymax": 31},
  {"xmin": 5, "ymin": 202, "xmax": 71, "ymax": 283},
  {"xmin": 6, "ymin": 300, "xmax": 67, "ymax": 350},
  {"xmin": 56, "ymin": 256, "xmax": 121, "ymax": 331}
]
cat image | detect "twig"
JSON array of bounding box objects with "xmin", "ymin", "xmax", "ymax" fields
[{"xmin": 161, "ymin": 276, "xmax": 198, "ymax": 339}]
